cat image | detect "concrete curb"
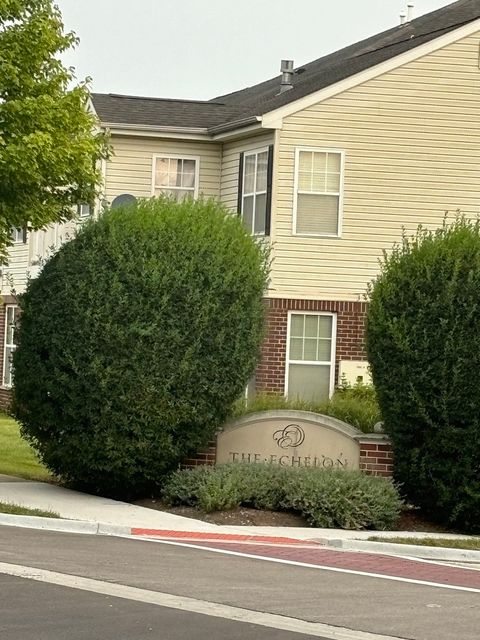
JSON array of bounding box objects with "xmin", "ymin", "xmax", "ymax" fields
[
  {"xmin": 1, "ymin": 513, "xmax": 478, "ymax": 563},
  {"xmin": 0, "ymin": 513, "xmax": 131, "ymax": 537},
  {"xmin": 326, "ymin": 538, "xmax": 480, "ymax": 563}
]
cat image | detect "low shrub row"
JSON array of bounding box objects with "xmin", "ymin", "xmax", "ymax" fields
[
  {"xmin": 230, "ymin": 384, "xmax": 381, "ymax": 434},
  {"xmin": 162, "ymin": 463, "xmax": 402, "ymax": 530}
]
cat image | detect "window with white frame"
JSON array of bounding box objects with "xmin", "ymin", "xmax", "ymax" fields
[
  {"xmin": 241, "ymin": 148, "xmax": 269, "ymax": 235},
  {"xmin": 3, "ymin": 305, "xmax": 19, "ymax": 387},
  {"xmin": 10, "ymin": 227, "xmax": 24, "ymax": 243},
  {"xmin": 77, "ymin": 203, "xmax": 91, "ymax": 218},
  {"xmin": 294, "ymin": 149, "xmax": 344, "ymax": 236},
  {"xmin": 153, "ymin": 156, "xmax": 198, "ymax": 201},
  {"xmin": 286, "ymin": 312, "xmax": 336, "ymax": 402}
]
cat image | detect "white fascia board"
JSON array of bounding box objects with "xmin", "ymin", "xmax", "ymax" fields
[
  {"xmin": 261, "ymin": 18, "xmax": 480, "ymax": 128},
  {"xmin": 87, "ymin": 97, "xmax": 97, "ymax": 116},
  {"xmin": 105, "ymin": 120, "xmax": 271, "ymax": 142},
  {"xmin": 211, "ymin": 121, "xmax": 266, "ymax": 141},
  {"xmin": 103, "ymin": 123, "xmax": 210, "ymax": 141}
]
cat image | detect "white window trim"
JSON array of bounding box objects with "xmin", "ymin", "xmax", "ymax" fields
[
  {"xmin": 11, "ymin": 228, "xmax": 24, "ymax": 244},
  {"xmin": 292, "ymin": 147, "xmax": 345, "ymax": 238},
  {"xmin": 3, "ymin": 305, "xmax": 17, "ymax": 388},
  {"xmin": 241, "ymin": 146, "xmax": 269, "ymax": 237},
  {"xmin": 284, "ymin": 310, "xmax": 337, "ymax": 400},
  {"xmin": 151, "ymin": 154, "xmax": 201, "ymax": 199}
]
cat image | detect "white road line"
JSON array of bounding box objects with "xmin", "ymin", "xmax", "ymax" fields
[
  {"xmin": 0, "ymin": 561, "xmax": 404, "ymax": 640},
  {"xmin": 129, "ymin": 537, "xmax": 480, "ymax": 594}
]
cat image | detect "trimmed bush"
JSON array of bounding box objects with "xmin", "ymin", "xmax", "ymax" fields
[
  {"xmin": 366, "ymin": 218, "xmax": 480, "ymax": 532},
  {"xmin": 281, "ymin": 467, "xmax": 400, "ymax": 529},
  {"xmin": 230, "ymin": 383, "xmax": 381, "ymax": 434},
  {"xmin": 12, "ymin": 198, "xmax": 269, "ymax": 497},
  {"xmin": 162, "ymin": 464, "xmax": 402, "ymax": 530}
]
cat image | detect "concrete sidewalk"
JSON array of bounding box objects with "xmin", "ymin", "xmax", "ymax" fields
[
  {"xmin": 0, "ymin": 474, "xmax": 218, "ymax": 532},
  {"xmin": 0, "ymin": 474, "xmax": 479, "ymax": 564}
]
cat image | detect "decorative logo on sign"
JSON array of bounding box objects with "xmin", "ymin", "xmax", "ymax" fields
[{"xmin": 273, "ymin": 424, "xmax": 305, "ymax": 449}]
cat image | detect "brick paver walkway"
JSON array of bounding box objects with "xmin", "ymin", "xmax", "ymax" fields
[
  {"xmin": 133, "ymin": 530, "xmax": 480, "ymax": 591},
  {"xmin": 195, "ymin": 541, "xmax": 480, "ymax": 589}
]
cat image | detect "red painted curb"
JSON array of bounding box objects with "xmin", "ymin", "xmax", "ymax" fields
[{"xmin": 130, "ymin": 529, "xmax": 321, "ymax": 546}]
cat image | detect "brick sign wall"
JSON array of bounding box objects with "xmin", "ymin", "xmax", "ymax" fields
[{"xmin": 183, "ymin": 412, "xmax": 394, "ymax": 478}]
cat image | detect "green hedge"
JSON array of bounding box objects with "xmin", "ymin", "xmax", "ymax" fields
[
  {"xmin": 366, "ymin": 218, "xmax": 480, "ymax": 532},
  {"xmin": 162, "ymin": 463, "xmax": 402, "ymax": 530},
  {"xmin": 12, "ymin": 198, "xmax": 269, "ymax": 498},
  {"xmin": 230, "ymin": 383, "xmax": 381, "ymax": 434}
]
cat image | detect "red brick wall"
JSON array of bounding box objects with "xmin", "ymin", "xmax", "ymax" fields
[
  {"xmin": 256, "ymin": 298, "xmax": 367, "ymax": 394},
  {"xmin": 182, "ymin": 441, "xmax": 217, "ymax": 468},
  {"xmin": 358, "ymin": 438, "xmax": 394, "ymax": 477}
]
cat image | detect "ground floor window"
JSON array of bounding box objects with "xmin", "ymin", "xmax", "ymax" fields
[
  {"xmin": 3, "ymin": 305, "xmax": 18, "ymax": 387},
  {"xmin": 285, "ymin": 311, "xmax": 336, "ymax": 401}
]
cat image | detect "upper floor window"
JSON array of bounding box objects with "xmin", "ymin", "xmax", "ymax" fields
[
  {"xmin": 238, "ymin": 145, "xmax": 273, "ymax": 236},
  {"xmin": 3, "ymin": 305, "xmax": 18, "ymax": 387},
  {"xmin": 153, "ymin": 156, "xmax": 199, "ymax": 201},
  {"xmin": 294, "ymin": 149, "xmax": 344, "ymax": 237},
  {"xmin": 77, "ymin": 203, "xmax": 91, "ymax": 219},
  {"xmin": 10, "ymin": 227, "xmax": 25, "ymax": 243}
]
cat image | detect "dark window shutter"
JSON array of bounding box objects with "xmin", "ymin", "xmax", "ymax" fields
[
  {"xmin": 265, "ymin": 144, "xmax": 274, "ymax": 236},
  {"xmin": 237, "ymin": 152, "xmax": 244, "ymax": 215},
  {"xmin": 22, "ymin": 226, "xmax": 27, "ymax": 244}
]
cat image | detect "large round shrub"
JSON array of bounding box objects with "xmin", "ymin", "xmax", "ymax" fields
[
  {"xmin": 12, "ymin": 198, "xmax": 269, "ymax": 497},
  {"xmin": 366, "ymin": 218, "xmax": 480, "ymax": 532}
]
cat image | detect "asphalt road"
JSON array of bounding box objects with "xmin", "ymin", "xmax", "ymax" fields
[
  {"xmin": 0, "ymin": 526, "xmax": 478, "ymax": 640},
  {"xmin": 1, "ymin": 574, "xmax": 318, "ymax": 640}
]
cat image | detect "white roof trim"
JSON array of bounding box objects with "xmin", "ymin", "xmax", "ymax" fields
[
  {"xmin": 103, "ymin": 122, "xmax": 208, "ymax": 134},
  {"xmin": 261, "ymin": 17, "xmax": 480, "ymax": 128},
  {"xmin": 102, "ymin": 120, "xmax": 266, "ymax": 142},
  {"xmin": 103, "ymin": 123, "xmax": 210, "ymax": 141},
  {"xmin": 211, "ymin": 121, "xmax": 264, "ymax": 141}
]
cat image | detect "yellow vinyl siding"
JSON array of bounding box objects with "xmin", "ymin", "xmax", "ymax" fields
[
  {"xmin": 1, "ymin": 242, "xmax": 29, "ymax": 295},
  {"xmin": 220, "ymin": 133, "xmax": 274, "ymax": 211},
  {"xmin": 273, "ymin": 30, "xmax": 480, "ymax": 301},
  {"xmin": 105, "ymin": 136, "xmax": 222, "ymax": 202}
]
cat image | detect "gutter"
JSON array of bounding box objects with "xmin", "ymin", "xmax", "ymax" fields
[
  {"xmin": 100, "ymin": 116, "xmax": 268, "ymax": 143},
  {"xmin": 101, "ymin": 122, "xmax": 210, "ymax": 141},
  {"xmin": 208, "ymin": 115, "xmax": 262, "ymax": 136}
]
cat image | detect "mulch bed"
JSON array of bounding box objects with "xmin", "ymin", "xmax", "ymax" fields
[{"xmin": 133, "ymin": 498, "xmax": 450, "ymax": 532}]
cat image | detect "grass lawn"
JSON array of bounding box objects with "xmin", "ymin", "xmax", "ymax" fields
[
  {"xmin": 368, "ymin": 536, "xmax": 480, "ymax": 551},
  {"xmin": 0, "ymin": 501, "xmax": 59, "ymax": 518},
  {"xmin": 0, "ymin": 413, "xmax": 52, "ymax": 481}
]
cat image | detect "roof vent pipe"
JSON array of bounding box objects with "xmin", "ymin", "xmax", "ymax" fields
[
  {"xmin": 406, "ymin": 3, "xmax": 414, "ymax": 22},
  {"xmin": 280, "ymin": 60, "xmax": 294, "ymax": 93},
  {"xmin": 399, "ymin": 11, "xmax": 406, "ymax": 25}
]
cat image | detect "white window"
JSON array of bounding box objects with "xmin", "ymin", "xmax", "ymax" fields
[
  {"xmin": 285, "ymin": 312, "xmax": 336, "ymax": 402},
  {"xmin": 77, "ymin": 203, "xmax": 91, "ymax": 218},
  {"xmin": 294, "ymin": 148, "xmax": 344, "ymax": 236},
  {"xmin": 242, "ymin": 148, "xmax": 269, "ymax": 235},
  {"xmin": 3, "ymin": 305, "xmax": 19, "ymax": 387},
  {"xmin": 153, "ymin": 155, "xmax": 199, "ymax": 201},
  {"xmin": 10, "ymin": 227, "xmax": 24, "ymax": 243}
]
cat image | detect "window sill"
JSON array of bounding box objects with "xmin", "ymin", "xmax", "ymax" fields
[{"xmin": 292, "ymin": 232, "xmax": 342, "ymax": 239}]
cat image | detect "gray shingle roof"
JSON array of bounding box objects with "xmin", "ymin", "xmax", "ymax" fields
[
  {"xmin": 91, "ymin": 0, "xmax": 480, "ymax": 134},
  {"xmin": 91, "ymin": 93, "xmax": 248, "ymax": 129},
  {"xmin": 213, "ymin": 0, "xmax": 480, "ymax": 119}
]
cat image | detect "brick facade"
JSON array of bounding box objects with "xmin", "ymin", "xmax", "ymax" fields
[
  {"xmin": 256, "ymin": 298, "xmax": 367, "ymax": 395},
  {"xmin": 358, "ymin": 437, "xmax": 394, "ymax": 477}
]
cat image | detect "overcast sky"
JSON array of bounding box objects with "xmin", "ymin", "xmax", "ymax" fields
[{"xmin": 55, "ymin": 0, "xmax": 454, "ymax": 100}]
